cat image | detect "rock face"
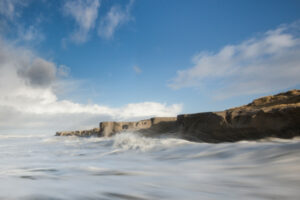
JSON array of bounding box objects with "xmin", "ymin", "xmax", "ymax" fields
[
  {"xmin": 99, "ymin": 117, "xmax": 178, "ymax": 137},
  {"xmin": 178, "ymin": 89, "xmax": 300, "ymax": 142},
  {"xmin": 56, "ymin": 90, "xmax": 300, "ymax": 142}
]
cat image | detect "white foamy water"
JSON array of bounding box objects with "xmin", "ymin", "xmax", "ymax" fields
[{"xmin": 0, "ymin": 132, "xmax": 300, "ymax": 200}]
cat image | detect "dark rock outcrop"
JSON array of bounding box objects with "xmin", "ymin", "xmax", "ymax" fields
[
  {"xmin": 56, "ymin": 90, "xmax": 300, "ymax": 142},
  {"xmin": 56, "ymin": 128, "xmax": 100, "ymax": 137},
  {"xmin": 178, "ymin": 89, "xmax": 300, "ymax": 142}
]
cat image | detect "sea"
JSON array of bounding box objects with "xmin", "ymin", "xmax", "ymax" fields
[{"xmin": 0, "ymin": 132, "xmax": 300, "ymax": 200}]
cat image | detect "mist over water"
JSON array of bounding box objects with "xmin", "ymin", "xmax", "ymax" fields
[{"xmin": 0, "ymin": 132, "xmax": 300, "ymax": 200}]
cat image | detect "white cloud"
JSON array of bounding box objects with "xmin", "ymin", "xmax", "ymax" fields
[
  {"xmin": 0, "ymin": 0, "xmax": 29, "ymax": 20},
  {"xmin": 17, "ymin": 25, "xmax": 44, "ymax": 42},
  {"xmin": 98, "ymin": 0, "xmax": 134, "ymax": 39},
  {"xmin": 57, "ymin": 65, "xmax": 70, "ymax": 77},
  {"xmin": 169, "ymin": 22, "xmax": 300, "ymax": 99},
  {"xmin": 0, "ymin": 1, "xmax": 44, "ymax": 44},
  {"xmin": 133, "ymin": 65, "xmax": 142, "ymax": 74},
  {"xmin": 63, "ymin": 0, "xmax": 100, "ymax": 44},
  {"xmin": 0, "ymin": 38, "xmax": 182, "ymax": 134}
]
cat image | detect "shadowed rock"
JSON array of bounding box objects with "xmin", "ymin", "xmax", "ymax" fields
[
  {"xmin": 56, "ymin": 90, "xmax": 300, "ymax": 142},
  {"xmin": 56, "ymin": 128, "xmax": 100, "ymax": 137}
]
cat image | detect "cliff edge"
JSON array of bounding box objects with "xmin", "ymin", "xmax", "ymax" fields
[
  {"xmin": 179, "ymin": 89, "xmax": 300, "ymax": 142},
  {"xmin": 56, "ymin": 90, "xmax": 300, "ymax": 142}
]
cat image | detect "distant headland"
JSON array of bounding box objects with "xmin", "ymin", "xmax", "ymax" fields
[{"xmin": 56, "ymin": 90, "xmax": 300, "ymax": 143}]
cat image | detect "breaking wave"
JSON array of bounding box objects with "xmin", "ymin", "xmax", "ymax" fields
[
  {"xmin": 111, "ymin": 132, "xmax": 192, "ymax": 151},
  {"xmin": 0, "ymin": 132, "xmax": 300, "ymax": 199}
]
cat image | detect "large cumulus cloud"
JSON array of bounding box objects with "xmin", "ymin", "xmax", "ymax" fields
[{"xmin": 0, "ymin": 38, "xmax": 182, "ymax": 134}]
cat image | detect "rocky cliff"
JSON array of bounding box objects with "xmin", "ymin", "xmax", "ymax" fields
[
  {"xmin": 99, "ymin": 117, "xmax": 178, "ymax": 137},
  {"xmin": 179, "ymin": 89, "xmax": 300, "ymax": 142},
  {"xmin": 56, "ymin": 90, "xmax": 300, "ymax": 142},
  {"xmin": 56, "ymin": 117, "xmax": 178, "ymax": 137}
]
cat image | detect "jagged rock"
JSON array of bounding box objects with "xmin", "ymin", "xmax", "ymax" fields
[
  {"xmin": 55, "ymin": 90, "xmax": 300, "ymax": 142},
  {"xmin": 56, "ymin": 128, "xmax": 100, "ymax": 137}
]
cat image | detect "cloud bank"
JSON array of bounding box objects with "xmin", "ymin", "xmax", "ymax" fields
[
  {"xmin": 0, "ymin": 38, "xmax": 182, "ymax": 134},
  {"xmin": 169, "ymin": 22, "xmax": 300, "ymax": 99}
]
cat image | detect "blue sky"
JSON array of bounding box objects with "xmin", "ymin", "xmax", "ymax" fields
[{"xmin": 0, "ymin": 0, "xmax": 300, "ymax": 133}]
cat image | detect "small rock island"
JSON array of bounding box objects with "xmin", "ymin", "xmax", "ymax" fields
[{"xmin": 56, "ymin": 90, "xmax": 300, "ymax": 143}]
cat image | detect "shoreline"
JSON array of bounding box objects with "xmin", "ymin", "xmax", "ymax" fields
[{"xmin": 56, "ymin": 89, "xmax": 300, "ymax": 143}]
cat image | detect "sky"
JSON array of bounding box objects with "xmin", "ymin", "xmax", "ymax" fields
[{"xmin": 0, "ymin": 0, "xmax": 300, "ymax": 134}]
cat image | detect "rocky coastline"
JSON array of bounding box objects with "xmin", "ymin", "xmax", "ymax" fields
[{"xmin": 56, "ymin": 90, "xmax": 300, "ymax": 143}]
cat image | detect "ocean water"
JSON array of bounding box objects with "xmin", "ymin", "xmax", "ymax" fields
[{"xmin": 0, "ymin": 132, "xmax": 300, "ymax": 200}]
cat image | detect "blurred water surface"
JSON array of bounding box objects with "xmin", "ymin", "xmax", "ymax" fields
[{"xmin": 0, "ymin": 132, "xmax": 300, "ymax": 200}]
